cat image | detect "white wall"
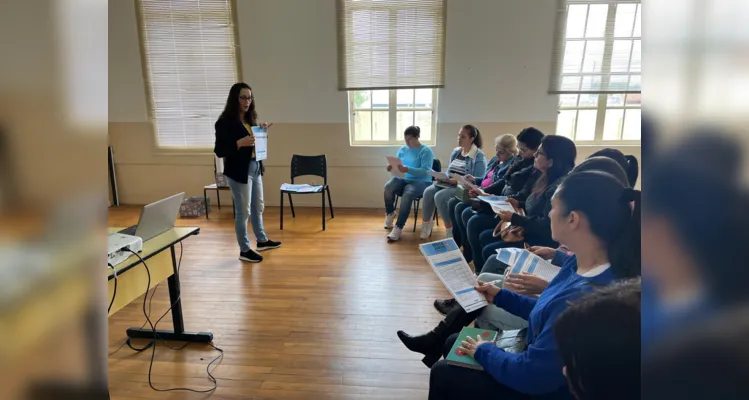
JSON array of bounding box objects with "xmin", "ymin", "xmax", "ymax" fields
[{"xmin": 108, "ymin": 0, "xmax": 639, "ymax": 207}]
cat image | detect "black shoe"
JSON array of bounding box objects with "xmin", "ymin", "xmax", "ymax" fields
[
  {"xmin": 433, "ymin": 298, "xmax": 458, "ymax": 315},
  {"xmin": 239, "ymin": 249, "xmax": 263, "ymax": 263},
  {"xmin": 257, "ymin": 239, "xmax": 282, "ymax": 252},
  {"xmin": 397, "ymin": 330, "xmax": 443, "ymax": 368}
]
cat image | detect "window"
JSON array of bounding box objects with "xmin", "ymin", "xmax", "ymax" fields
[
  {"xmin": 336, "ymin": 0, "xmax": 446, "ymax": 145},
  {"xmin": 137, "ymin": 0, "xmax": 240, "ymax": 149},
  {"xmin": 550, "ymin": 1, "xmax": 641, "ymax": 142},
  {"xmin": 349, "ymin": 89, "xmax": 438, "ymax": 145}
]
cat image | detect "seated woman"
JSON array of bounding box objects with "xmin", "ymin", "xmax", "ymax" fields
[
  {"xmin": 588, "ymin": 148, "xmax": 639, "ymax": 187},
  {"xmin": 554, "ymin": 278, "xmax": 641, "ymax": 400},
  {"xmin": 474, "ymin": 135, "xmax": 577, "ymax": 271},
  {"xmin": 447, "ymin": 133, "xmax": 518, "ymax": 248},
  {"xmin": 399, "ymin": 164, "xmax": 639, "ymax": 367},
  {"xmin": 383, "ymin": 126, "xmax": 435, "ymax": 241},
  {"xmin": 427, "ymin": 170, "xmax": 642, "ymax": 400},
  {"xmin": 420, "ymin": 125, "xmax": 487, "ymax": 239},
  {"xmin": 456, "ymin": 128, "xmax": 544, "ymax": 264}
]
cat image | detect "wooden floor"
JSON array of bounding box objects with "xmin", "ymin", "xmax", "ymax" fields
[{"xmin": 108, "ymin": 206, "xmax": 450, "ymax": 400}]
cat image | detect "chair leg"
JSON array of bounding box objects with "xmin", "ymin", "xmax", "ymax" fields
[
  {"xmin": 280, "ymin": 191, "xmax": 284, "ymax": 230},
  {"xmin": 288, "ymin": 193, "xmax": 296, "ymax": 218},
  {"xmin": 434, "ymin": 209, "xmax": 439, "ymax": 226},
  {"xmin": 327, "ymin": 187, "xmax": 334, "ymax": 218},
  {"xmin": 204, "ymin": 189, "xmax": 209, "ymax": 219},
  {"xmin": 217, "ymin": 190, "xmax": 221, "ymax": 210},
  {"xmin": 394, "ymin": 196, "xmax": 399, "ymax": 211},
  {"xmin": 321, "ymin": 190, "xmax": 326, "ymax": 231},
  {"xmin": 413, "ymin": 198, "xmax": 420, "ymax": 232}
]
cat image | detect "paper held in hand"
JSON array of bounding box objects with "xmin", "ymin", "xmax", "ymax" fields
[
  {"xmin": 386, "ymin": 156, "xmax": 405, "ymax": 178},
  {"xmin": 251, "ymin": 126, "xmax": 268, "ymax": 161},
  {"xmin": 420, "ymin": 239, "xmax": 488, "ymax": 313},
  {"xmin": 428, "ymin": 170, "xmax": 450, "ymax": 180},
  {"xmin": 477, "ymin": 195, "xmax": 516, "ymax": 213},
  {"xmin": 497, "ymin": 248, "xmax": 561, "ymax": 283}
]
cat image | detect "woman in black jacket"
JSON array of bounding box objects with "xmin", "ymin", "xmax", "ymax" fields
[{"xmin": 214, "ymin": 83, "xmax": 281, "ymax": 263}]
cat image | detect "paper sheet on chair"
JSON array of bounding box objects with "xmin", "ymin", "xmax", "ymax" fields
[
  {"xmin": 386, "ymin": 156, "xmax": 405, "ymax": 178},
  {"xmin": 281, "ymin": 183, "xmax": 323, "ymax": 192},
  {"xmin": 497, "ymin": 248, "xmax": 561, "ymax": 282},
  {"xmin": 251, "ymin": 127, "xmax": 268, "ymax": 161},
  {"xmin": 420, "ymin": 239, "xmax": 488, "ymax": 313}
]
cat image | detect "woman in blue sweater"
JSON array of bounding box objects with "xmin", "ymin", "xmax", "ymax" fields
[
  {"xmin": 427, "ymin": 170, "xmax": 642, "ymax": 400},
  {"xmin": 383, "ymin": 126, "xmax": 435, "ymax": 241}
]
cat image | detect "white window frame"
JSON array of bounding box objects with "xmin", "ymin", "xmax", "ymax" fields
[
  {"xmin": 555, "ymin": 1, "xmax": 641, "ymax": 144},
  {"xmin": 348, "ymin": 89, "xmax": 439, "ymax": 146}
]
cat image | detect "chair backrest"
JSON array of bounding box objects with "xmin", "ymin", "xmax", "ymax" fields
[
  {"xmin": 290, "ymin": 154, "xmax": 328, "ymax": 184},
  {"xmin": 432, "ymin": 158, "xmax": 441, "ymax": 173}
]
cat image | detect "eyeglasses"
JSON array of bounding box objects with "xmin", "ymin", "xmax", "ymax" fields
[{"xmin": 239, "ymin": 96, "xmax": 252, "ymax": 102}]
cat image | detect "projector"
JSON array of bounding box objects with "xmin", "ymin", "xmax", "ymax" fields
[{"xmin": 108, "ymin": 233, "xmax": 143, "ymax": 267}]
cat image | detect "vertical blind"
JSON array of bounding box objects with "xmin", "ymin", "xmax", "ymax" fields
[
  {"xmin": 137, "ymin": 0, "xmax": 240, "ymax": 148},
  {"xmin": 336, "ymin": 0, "xmax": 446, "ymax": 90},
  {"xmin": 549, "ymin": 0, "xmax": 641, "ymax": 94}
]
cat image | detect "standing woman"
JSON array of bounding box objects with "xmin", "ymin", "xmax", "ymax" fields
[{"xmin": 214, "ymin": 83, "xmax": 282, "ymax": 263}]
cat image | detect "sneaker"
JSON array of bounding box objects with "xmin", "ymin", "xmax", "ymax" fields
[
  {"xmin": 239, "ymin": 249, "xmax": 263, "ymax": 263},
  {"xmin": 445, "ymin": 227, "xmax": 453, "ymax": 238},
  {"xmin": 384, "ymin": 212, "xmax": 396, "ymax": 229},
  {"xmin": 420, "ymin": 220, "xmax": 434, "ymax": 240},
  {"xmin": 257, "ymin": 239, "xmax": 282, "ymax": 252},
  {"xmin": 433, "ymin": 298, "xmax": 458, "ymax": 315},
  {"xmin": 387, "ymin": 226, "xmax": 403, "ymax": 241}
]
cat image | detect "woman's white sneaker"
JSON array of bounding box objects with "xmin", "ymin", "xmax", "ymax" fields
[
  {"xmin": 387, "ymin": 226, "xmax": 403, "ymax": 241},
  {"xmin": 384, "ymin": 212, "xmax": 396, "ymax": 229},
  {"xmin": 420, "ymin": 220, "xmax": 434, "ymax": 239}
]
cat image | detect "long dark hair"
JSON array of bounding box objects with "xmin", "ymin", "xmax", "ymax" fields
[
  {"xmin": 462, "ymin": 124, "xmax": 483, "ymax": 148},
  {"xmin": 588, "ymin": 148, "xmax": 639, "ymax": 187},
  {"xmin": 219, "ymin": 82, "xmax": 257, "ymax": 125},
  {"xmin": 572, "ymin": 156, "xmax": 629, "ymax": 188},
  {"xmin": 532, "ymin": 135, "xmax": 577, "ymax": 196},
  {"xmin": 554, "ymin": 278, "xmax": 641, "ymax": 400},
  {"xmin": 555, "ymin": 170, "xmax": 641, "ymax": 278}
]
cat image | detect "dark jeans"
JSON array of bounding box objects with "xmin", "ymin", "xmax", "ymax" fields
[
  {"xmin": 478, "ymin": 230, "xmax": 524, "ymax": 274},
  {"xmin": 448, "ymin": 198, "xmax": 472, "ymax": 248},
  {"xmin": 428, "ymin": 333, "xmax": 530, "ymax": 400},
  {"xmin": 466, "ymin": 213, "xmax": 501, "ymax": 269}
]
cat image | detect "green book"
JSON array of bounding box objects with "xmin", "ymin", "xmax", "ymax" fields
[{"xmin": 445, "ymin": 326, "xmax": 499, "ymax": 370}]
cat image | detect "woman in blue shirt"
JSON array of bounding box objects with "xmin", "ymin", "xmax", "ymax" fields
[
  {"xmin": 427, "ymin": 170, "xmax": 641, "ymax": 400},
  {"xmin": 383, "ymin": 126, "xmax": 435, "ymax": 241}
]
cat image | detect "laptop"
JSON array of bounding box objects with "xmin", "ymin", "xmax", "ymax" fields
[{"xmin": 119, "ymin": 192, "xmax": 185, "ymax": 241}]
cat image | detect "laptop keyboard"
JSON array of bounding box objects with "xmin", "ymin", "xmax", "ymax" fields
[{"xmin": 119, "ymin": 225, "xmax": 137, "ymax": 236}]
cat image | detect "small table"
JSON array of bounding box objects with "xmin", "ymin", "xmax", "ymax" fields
[{"xmin": 203, "ymin": 184, "xmax": 233, "ymax": 218}]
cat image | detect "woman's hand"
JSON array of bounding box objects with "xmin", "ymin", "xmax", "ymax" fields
[
  {"xmin": 498, "ymin": 210, "xmax": 514, "ymax": 222},
  {"xmin": 504, "ymin": 272, "xmax": 549, "ymax": 296},
  {"xmin": 260, "ymin": 122, "xmax": 273, "ymax": 129},
  {"xmin": 386, "ymin": 165, "xmax": 393, "ymax": 172},
  {"xmin": 507, "ymin": 198, "xmax": 519, "ymax": 209},
  {"xmin": 458, "ymin": 335, "xmax": 489, "ymax": 358},
  {"xmin": 398, "ymin": 165, "xmax": 409, "ymax": 173},
  {"xmin": 529, "ymin": 246, "xmax": 556, "ymax": 260},
  {"xmin": 465, "ymin": 174, "xmax": 475, "ymax": 182},
  {"xmin": 469, "ymin": 188, "xmax": 487, "ymax": 198},
  {"xmin": 443, "ymin": 178, "xmax": 458, "ymax": 185},
  {"xmin": 475, "ymin": 280, "xmax": 500, "ymax": 303},
  {"xmin": 237, "ymin": 135, "xmax": 255, "ymax": 148}
]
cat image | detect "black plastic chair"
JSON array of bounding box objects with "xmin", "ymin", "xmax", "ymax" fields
[
  {"xmin": 280, "ymin": 154, "xmax": 334, "ymax": 231},
  {"xmin": 393, "ymin": 158, "xmax": 441, "ymax": 232}
]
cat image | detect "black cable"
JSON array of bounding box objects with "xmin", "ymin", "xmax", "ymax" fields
[
  {"xmin": 107, "ymin": 263, "xmax": 117, "ymax": 314},
  {"xmin": 124, "ymin": 244, "xmax": 224, "ymax": 393}
]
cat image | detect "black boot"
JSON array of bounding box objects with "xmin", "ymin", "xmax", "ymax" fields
[{"xmin": 397, "ymin": 329, "xmax": 443, "ymax": 368}]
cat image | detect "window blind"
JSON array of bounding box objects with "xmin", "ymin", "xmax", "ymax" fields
[
  {"xmin": 137, "ymin": 0, "xmax": 240, "ymax": 148},
  {"xmin": 549, "ymin": 0, "xmax": 641, "ymax": 94},
  {"xmin": 336, "ymin": 0, "xmax": 446, "ymax": 91}
]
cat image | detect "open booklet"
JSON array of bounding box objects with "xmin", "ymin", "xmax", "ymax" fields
[
  {"xmin": 420, "ymin": 239, "xmax": 488, "ymax": 313},
  {"xmin": 497, "ymin": 248, "xmax": 561, "ymax": 282},
  {"xmin": 428, "ymin": 170, "xmax": 450, "ymax": 180}
]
